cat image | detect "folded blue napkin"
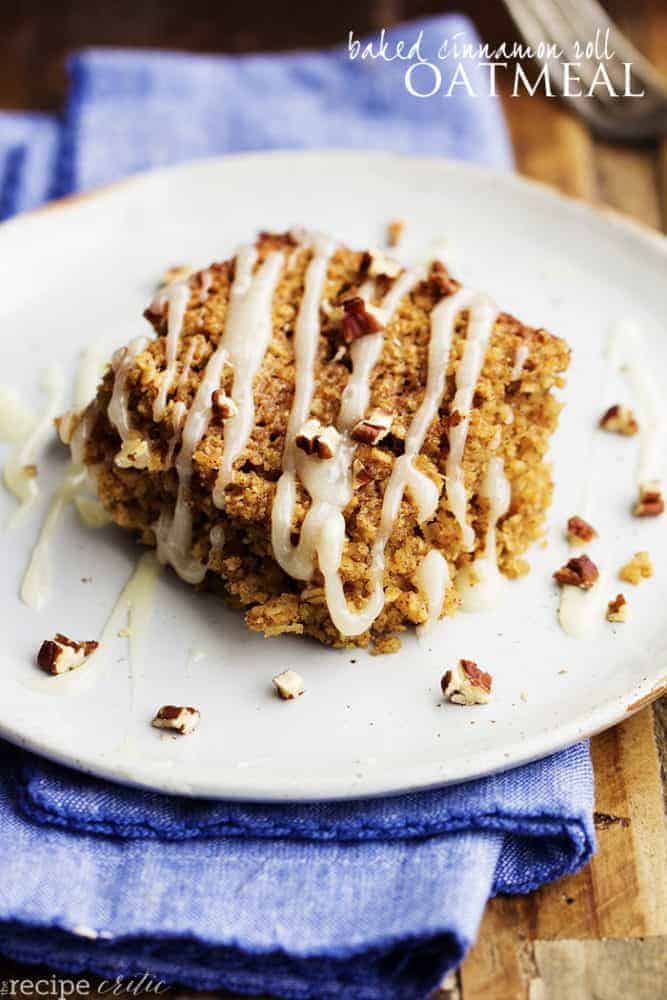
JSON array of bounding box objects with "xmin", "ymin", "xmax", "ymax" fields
[
  {"xmin": 4, "ymin": 746, "xmax": 592, "ymax": 999},
  {"xmin": 0, "ymin": 16, "xmax": 594, "ymax": 999},
  {"xmin": 0, "ymin": 112, "xmax": 59, "ymax": 218}
]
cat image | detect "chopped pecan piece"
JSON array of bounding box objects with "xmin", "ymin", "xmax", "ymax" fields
[
  {"xmin": 158, "ymin": 263, "xmax": 193, "ymax": 288},
  {"xmin": 619, "ymin": 550, "xmax": 653, "ymax": 585},
  {"xmin": 340, "ymin": 297, "xmax": 383, "ymax": 344},
  {"xmin": 367, "ymin": 250, "xmax": 402, "ymax": 280},
  {"xmin": 633, "ymin": 482, "xmax": 664, "ymax": 517},
  {"xmin": 566, "ymin": 515, "xmax": 597, "ymax": 546},
  {"xmin": 352, "ymin": 457, "xmax": 372, "ymax": 488},
  {"xmin": 350, "ymin": 409, "xmax": 393, "ymax": 446},
  {"xmin": 195, "ymin": 268, "xmax": 213, "ymax": 298},
  {"xmin": 211, "ymin": 389, "xmax": 238, "ymax": 419},
  {"xmin": 599, "ymin": 404, "xmax": 638, "ymax": 436},
  {"xmin": 441, "ymin": 659, "xmax": 492, "ymax": 706},
  {"xmin": 553, "ymin": 554, "xmax": 599, "ymax": 590},
  {"xmin": 151, "ymin": 705, "xmax": 200, "ymax": 735},
  {"xmin": 295, "ymin": 419, "xmax": 340, "ymax": 460},
  {"xmin": 115, "ymin": 432, "xmax": 150, "ymax": 470},
  {"xmin": 56, "ymin": 409, "xmax": 78, "ymax": 446},
  {"xmin": 606, "ymin": 594, "xmax": 628, "ymax": 623},
  {"xmin": 37, "ymin": 633, "xmax": 99, "ymax": 675},
  {"xmin": 321, "ymin": 298, "xmax": 343, "ymax": 323},
  {"xmin": 386, "ymin": 218, "xmax": 405, "ymax": 248},
  {"xmin": 272, "ymin": 669, "xmax": 305, "ymax": 700},
  {"xmin": 428, "ymin": 260, "xmax": 459, "ymax": 298}
]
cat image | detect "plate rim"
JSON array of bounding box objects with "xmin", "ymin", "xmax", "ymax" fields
[
  {"xmin": 3, "ymin": 148, "xmax": 666, "ymax": 260},
  {"xmin": 1, "ymin": 672, "xmax": 665, "ymax": 801},
  {"xmin": 1, "ymin": 149, "xmax": 666, "ymax": 801}
]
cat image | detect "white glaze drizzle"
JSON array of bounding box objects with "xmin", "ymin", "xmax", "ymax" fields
[
  {"xmin": 108, "ymin": 336, "xmax": 149, "ymax": 441},
  {"xmin": 20, "ymin": 346, "xmax": 111, "ymax": 609},
  {"xmin": 65, "ymin": 341, "xmax": 108, "ymax": 466},
  {"xmin": 212, "ymin": 246, "xmax": 285, "ymax": 506},
  {"xmin": 164, "ymin": 339, "xmax": 198, "ymax": 466},
  {"xmin": 556, "ymin": 323, "xmax": 613, "ymax": 638},
  {"xmin": 74, "ymin": 494, "xmax": 112, "ymax": 527},
  {"xmin": 3, "ymin": 364, "xmax": 65, "ymax": 516},
  {"xmin": 558, "ymin": 566, "xmax": 609, "ymax": 638},
  {"xmin": 74, "ymin": 341, "xmax": 107, "ymax": 410},
  {"xmin": 336, "ymin": 289, "xmax": 490, "ymax": 635},
  {"xmin": 156, "ymin": 244, "xmax": 284, "ymax": 580},
  {"xmin": 511, "ymin": 340, "xmax": 530, "ymax": 380},
  {"xmin": 415, "ymin": 549, "xmax": 450, "ymax": 633},
  {"xmin": 101, "ymin": 551, "xmax": 161, "ymax": 674},
  {"xmin": 608, "ymin": 318, "xmax": 664, "ymax": 491},
  {"xmin": 457, "ymin": 456, "xmax": 511, "ymax": 611},
  {"xmin": 155, "ymin": 338, "xmax": 229, "ymax": 583},
  {"xmin": 284, "ymin": 235, "xmax": 338, "ymax": 473},
  {"xmin": 20, "ymin": 465, "xmax": 87, "ymax": 609},
  {"xmin": 153, "ymin": 282, "xmax": 191, "ymax": 420},
  {"xmin": 272, "ymin": 262, "xmax": 500, "ymax": 636},
  {"xmin": 556, "ymin": 527, "xmax": 603, "ymax": 640},
  {"xmin": 110, "ymin": 552, "xmax": 161, "ymax": 719},
  {"xmin": 0, "ymin": 388, "xmax": 36, "ymax": 443},
  {"xmin": 271, "ymin": 259, "xmax": 428, "ymax": 635},
  {"xmin": 338, "ymin": 268, "xmax": 427, "ymax": 430},
  {"xmin": 166, "ymin": 400, "xmax": 187, "ymax": 467},
  {"xmin": 444, "ymin": 290, "xmax": 499, "ymax": 550},
  {"xmin": 176, "ymin": 337, "xmax": 197, "ymax": 396},
  {"xmin": 198, "ymin": 269, "xmax": 213, "ymax": 303},
  {"xmin": 271, "ymin": 234, "xmax": 339, "ymax": 580},
  {"xmin": 70, "ymin": 406, "xmax": 97, "ymax": 467}
]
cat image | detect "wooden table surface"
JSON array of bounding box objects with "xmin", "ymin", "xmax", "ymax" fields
[{"xmin": 1, "ymin": 1, "xmax": 666, "ymax": 997}]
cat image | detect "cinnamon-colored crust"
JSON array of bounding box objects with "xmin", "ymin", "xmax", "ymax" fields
[{"xmin": 78, "ymin": 232, "xmax": 570, "ymax": 650}]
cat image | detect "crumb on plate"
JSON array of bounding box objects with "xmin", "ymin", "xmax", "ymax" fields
[{"xmin": 619, "ymin": 550, "xmax": 653, "ymax": 585}]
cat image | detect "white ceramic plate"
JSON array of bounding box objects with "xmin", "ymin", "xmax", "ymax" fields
[{"xmin": 0, "ymin": 151, "xmax": 665, "ymax": 801}]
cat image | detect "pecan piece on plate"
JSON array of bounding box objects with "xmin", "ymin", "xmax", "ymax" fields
[
  {"xmin": 272, "ymin": 670, "xmax": 305, "ymax": 701},
  {"xmin": 599, "ymin": 404, "xmax": 638, "ymax": 436},
  {"xmin": 441, "ymin": 659, "xmax": 492, "ymax": 706},
  {"xmin": 553, "ymin": 555, "xmax": 599, "ymax": 590},
  {"xmin": 151, "ymin": 705, "xmax": 200, "ymax": 735},
  {"xmin": 606, "ymin": 594, "xmax": 628, "ymax": 623},
  {"xmin": 37, "ymin": 634, "xmax": 99, "ymax": 676},
  {"xmin": 566, "ymin": 515, "xmax": 597, "ymax": 546},
  {"xmin": 633, "ymin": 482, "xmax": 664, "ymax": 517}
]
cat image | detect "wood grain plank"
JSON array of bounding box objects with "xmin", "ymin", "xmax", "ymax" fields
[
  {"xmin": 532, "ymin": 938, "xmax": 667, "ymax": 1000},
  {"xmin": 462, "ymin": 704, "xmax": 667, "ymax": 994},
  {"xmin": 528, "ymin": 709, "xmax": 667, "ymax": 939},
  {"xmin": 460, "ymin": 897, "xmax": 536, "ymax": 1000},
  {"xmin": 594, "ymin": 145, "xmax": 661, "ymax": 228},
  {"xmin": 658, "ymin": 145, "xmax": 667, "ymax": 233},
  {"xmin": 500, "ymin": 87, "xmax": 597, "ymax": 201},
  {"xmin": 637, "ymin": 0, "xmax": 667, "ymax": 233}
]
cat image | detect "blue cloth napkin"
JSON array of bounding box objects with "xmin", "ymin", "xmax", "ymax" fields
[
  {"xmin": 0, "ymin": 112, "xmax": 59, "ymax": 218},
  {"xmin": 0, "ymin": 16, "xmax": 594, "ymax": 999},
  {"xmin": 3, "ymin": 746, "xmax": 593, "ymax": 999}
]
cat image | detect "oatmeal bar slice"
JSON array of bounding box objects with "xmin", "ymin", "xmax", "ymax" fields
[{"xmin": 66, "ymin": 231, "xmax": 569, "ymax": 650}]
